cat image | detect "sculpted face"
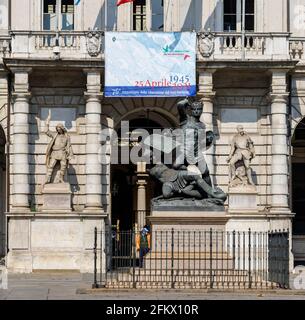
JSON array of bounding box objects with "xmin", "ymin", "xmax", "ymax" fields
[
  {"xmin": 191, "ymin": 102, "xmax": 203, "ymax": 118},
  {"xmin": 56, "ymin": 124, "xmax": 65, "ymax": 134},
  {"xmin": 237, "ymin": 126, "xmax": 245, "ymax": 136}
]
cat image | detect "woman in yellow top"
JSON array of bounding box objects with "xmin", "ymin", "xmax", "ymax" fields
[{"xmin": 137, "ymin": 225, "xmax": 151, "ymax": 268}]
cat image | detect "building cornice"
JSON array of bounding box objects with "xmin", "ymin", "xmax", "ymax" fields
[
  {"xmin": 3, "ymin": 58, "xmax": 104, "ymax": 71},
  {"xmin": 197, "ymin": 60, "xmax": 298, "ymax": 71}
]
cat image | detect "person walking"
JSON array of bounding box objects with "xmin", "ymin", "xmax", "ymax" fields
[{"xmin": 136, "ymin": 225, "xmax": 151, "ymax": 268}]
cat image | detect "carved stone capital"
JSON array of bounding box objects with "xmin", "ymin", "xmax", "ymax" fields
[
  {"xmin": 197, "ymin": 92, "xmax": 216, "ymax": 103},
  {"xmin": 84, "ymin": 91, "xmax": 103, "ymax": 101},
  {"xmin": 268, "ymin": 93, "xmax": 289, "ymax": 104}
]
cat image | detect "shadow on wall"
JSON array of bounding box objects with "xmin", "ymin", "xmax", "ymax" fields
[
  {"xmin": 92, "ymin": 0, "xmax": 222, "ymax": 32},
  {"xmin": 91, "ymin": 0, "xmax": 222, "ymax": 32},
  {"xmin": 93, "ymin": 0, "xmax": 117, "ymax": 31},
  {"xmin": 180, "ymin": 0, "xmax": 221, "ymax": 32},
  {"xmin": 69, "ymin": 164, "xmax": 81, "ymax": 211},
  {"xmin": 204, "ymin": 0, "xmax": 222, "ymax": 31}
]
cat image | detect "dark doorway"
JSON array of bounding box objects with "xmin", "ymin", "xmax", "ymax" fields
[
  {"xmin": 0, "ymin": 125, "xmax": 6, "ymax": 257},
  {"xmin": 111, "ymin": 164, "xmax": 136, "ymax": 231},
  {"xmin": 110, "ymin": 118, "xmax": 165, "ymax": 231},
  {"xmin": 292, "ymin": 118, "xmax": 305, "ymax": 235}
]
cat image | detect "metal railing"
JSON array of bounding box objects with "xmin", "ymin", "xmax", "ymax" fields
[{"xmin": 93, "ymin": 228, "xmax": 290, "ymax": 290}]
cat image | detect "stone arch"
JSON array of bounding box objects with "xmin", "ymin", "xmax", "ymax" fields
[
  {"xmin": 0, "ymin": 124, "xmax": 5, "ymax": 170},
  {"xmin": 104, "ymin": 98, "xmax": 181, "ymax": 230},
  {"xmin": 103, "ymin": 97, "xmax": 180, "ymax": 129},
  {"xmin": 290, "ymin": 96, "xmax": 305, "ymax": 135},
  {"xmin": 291, "ymin": 117, "xmax": 305, "ymax": 239}
]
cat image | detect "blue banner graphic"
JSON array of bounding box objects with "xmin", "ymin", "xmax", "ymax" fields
[{"xmin": 105, "ymin": 32, "xmax": 196, "ymax": 98}]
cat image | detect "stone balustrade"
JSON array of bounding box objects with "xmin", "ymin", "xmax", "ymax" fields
[
  {"xmin": 197, "ymin": 32, "xmax": 291, "ymax": 61},
  {"xmin": 10, "ymin": 30, "xmax": 104, "ymax": 60},
  {"xmin": 2, "ymin": 30, "xmax": 304, "ymax": 63},
  {"xmin": 0, "ymin": 36, "xmax": 11, "ymax": 59},
  {"xmin": 290, "ymin": 38, "xmax": 305, "ymax": 60}
]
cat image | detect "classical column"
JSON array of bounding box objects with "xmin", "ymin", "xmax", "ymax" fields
[
  {"xmin": 198, "ymin": 70, "xmax": 216, "ymax": 181},
  {"xmin": 136, "ymin": 162, "xmax": 148, "ymax": 231},
  {"xmin": 11, "ymin": 69, "xmax": 31, "ymax": 212},
  {"xmin": 270, "ymin": 70, "xmax": 290, "ymax": 213},
  {"xmin": 84, "ymin": 70, "xmax": 104, "ymax": 213}
]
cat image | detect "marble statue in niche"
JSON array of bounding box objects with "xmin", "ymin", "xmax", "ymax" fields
[
  {"xmin": 227, "ymin": 125, "xmax": 256, "ymax": 188},
  {"xmin": 44, "ymin": 110, "xmax": 74, "ymax": 184}
]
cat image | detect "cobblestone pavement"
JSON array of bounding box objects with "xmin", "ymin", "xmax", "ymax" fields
[{"xmin": 1, "ymin": 273, "xmax": 305, "ymax": 300}]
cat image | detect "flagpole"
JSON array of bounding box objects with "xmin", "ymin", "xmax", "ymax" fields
[
  {"xmin": 55, "ymin": 0, "xmax": 60, "ymax": 46},
  {"xmin": 241, "ymin": 0, "xmax": 246, "ymax": 60},
  {"xmin": 105, "ymin": 0, "xmax": 108, "ymax": 31},
  {"xmin": 56, "ymin": 0, "xmax": 60, "ymax": 31}
]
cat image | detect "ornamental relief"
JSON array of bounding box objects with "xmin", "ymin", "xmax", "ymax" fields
[
  {"xmin": 86, "ymin": 30, "xmax": 103, "ymax": 57},
  {"xmin": 197, "ymin": 30, "xmax": 215, "ymax": 58}
]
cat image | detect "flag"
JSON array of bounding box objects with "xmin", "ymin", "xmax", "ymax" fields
[{"xmin": 117, "ymin": 0, "xmax": 135, "ymax": 6}]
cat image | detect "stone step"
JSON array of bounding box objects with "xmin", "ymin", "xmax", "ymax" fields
[
  {"xmin": 142, "ymin": 260, "xmax": 234, "ymax": 270},
  {"xmin": 104, "ymin": 281, "xmax": 277, "ymax": 290},
  {"xmin": 145, "ymin": 252, "xmax": 233, "ymax": 259}
]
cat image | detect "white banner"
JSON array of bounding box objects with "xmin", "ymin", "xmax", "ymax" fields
[{"xmin": 105, "ymin": 32, "xmax": 196, "ymax": 97}]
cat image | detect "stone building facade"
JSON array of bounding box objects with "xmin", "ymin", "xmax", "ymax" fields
[{"xmin": 0, "ymin": 0, "xmax": 305, "ymax": 272}]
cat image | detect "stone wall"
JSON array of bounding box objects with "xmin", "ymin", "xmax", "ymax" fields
[
  {"xmin": 7, "ymin": 0, "xmax": 292, "ymax": 33},
  {"xmin": 0, "ymin": 72, "xmax": 8, "ymax": 138},
  {"xmin": 0, "ymin": 72, "xmax": 7, "ymax": 257},
  {"xmin": 5, "ymin": 68, "xmax": 300, "ymax": 215},
  {"xmin": 212, "ymin": 70, "xmax": 271, "ymax": 211}
]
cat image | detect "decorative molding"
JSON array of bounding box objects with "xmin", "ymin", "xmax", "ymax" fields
[
  {"xmin": 86, "ymin": 30, "xmax": 102, "ymax": 57},
  {"xmin": 197, "ymin": 30, "xmax": 215, "ymax": 58}
]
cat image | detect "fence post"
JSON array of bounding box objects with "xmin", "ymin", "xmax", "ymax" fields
[
  {"xmin": 132, "ymin": 228, "xmax": 136, "ymax": 289},
  {"xmin": 171, "ymin": 228, "xmax": 174, "ymax": 289},
  {"xmin": 285, "ymin": 229, "xmax": 290, "ymax": 289},
  {"xmin": 232, "ymin": 230, "xmax": 236, "ymax": 270},
  {"xmin": 92, "ymin": 227, "xmax": 98, "ymax": 289},
  {"xmin": 210, "ymin": 228, "xmax": 213, "ymax": 289},
  {"xmin": 248, "ymin": 228, "xmax": 252, "ymax": 289}
]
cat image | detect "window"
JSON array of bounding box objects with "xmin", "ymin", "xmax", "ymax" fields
[
  {"xmin": 224, "ymin": 0, "xmax": 237, "ymax": 31},
  {"xmin": 223, "ymin": 0, "xmax": 255, "ymax": 32},
  {"xmin": 43, "ymin": 0, "xmax": 74, "ymax": 31},
  {"xmin": 43, "ymin": 0, "xmax": 57, "ymax": 30},
  {"xmin": 244, "ymin": 0, "xmax": 254, "ymax": 31},
  {"xmin": 151, "ymin": 0, "xmax": 164, "ymax": 31},
  {"xmin": 133, "ymin": 0, "xmax": 146, "ymax": 31},
  {"xmin": 61, "ymin": 0, "xmax": 74, "ymax": 31}
]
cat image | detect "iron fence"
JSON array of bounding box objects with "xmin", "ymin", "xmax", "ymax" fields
[{"xmin": 93, "ymin": 228, "xmax": 290, "ymax": 290}]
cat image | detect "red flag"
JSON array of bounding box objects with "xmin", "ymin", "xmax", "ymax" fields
[{"xmin": 117, "ymin": 0, "xmax": 135, "ymax": 6}]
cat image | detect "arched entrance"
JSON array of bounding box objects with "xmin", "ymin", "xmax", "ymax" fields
[
  {"xmin": 0, "ymin": 125, "xmax": 6, "ymax": 257},
  {"xmin": 111, "ymin": 114, "xmax": 175, "ymax": 231},
  {"xmin": 291, "ymin": 118, "xmax": 305, "ymax": 264}
]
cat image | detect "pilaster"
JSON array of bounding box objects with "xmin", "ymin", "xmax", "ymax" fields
[
  {"xmin": 84, "ymin": 69, "xmax": 104, "ymax": 213},
  {"xmin": 269, "ymin": 69, "xmax": 290, "ymax": 214},
  {"xmin": 11, "ymin": 68, "xmax": 32, "ymax": 212}
]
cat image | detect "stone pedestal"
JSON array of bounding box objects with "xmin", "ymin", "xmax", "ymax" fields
[
  {"xmin": 6, "ymin": 212, "xmax": 107, "ymax": 273},
  {"xmin": 228, "ymin": 185, "xmax": 258, "ymax": 214},
  {"xmin": 42, "ymin": 183, "xmax": 72, "ymax": 213},
  {"xmin": 147, "ymin": 210, "xmax": 228, "ymax": 259}
]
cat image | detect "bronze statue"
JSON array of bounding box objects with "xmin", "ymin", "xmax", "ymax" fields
[
  {"xmin": 44, "ymin": 110, "xmax": 74, "ymax": 184},
  {"xmin": 175, "ymin": 98, "xmax": 214, "ymax": 187},
  {"xmin": 150, "ymin": 163, "xmax": 227, "ymax": 202},
  {"xmin": 149, "ymin": 98, "xmax": 227, "ymax": 207},
  {"xmin": 227, "ymin": 125, "xmax": 256, "ymax": 187}
]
